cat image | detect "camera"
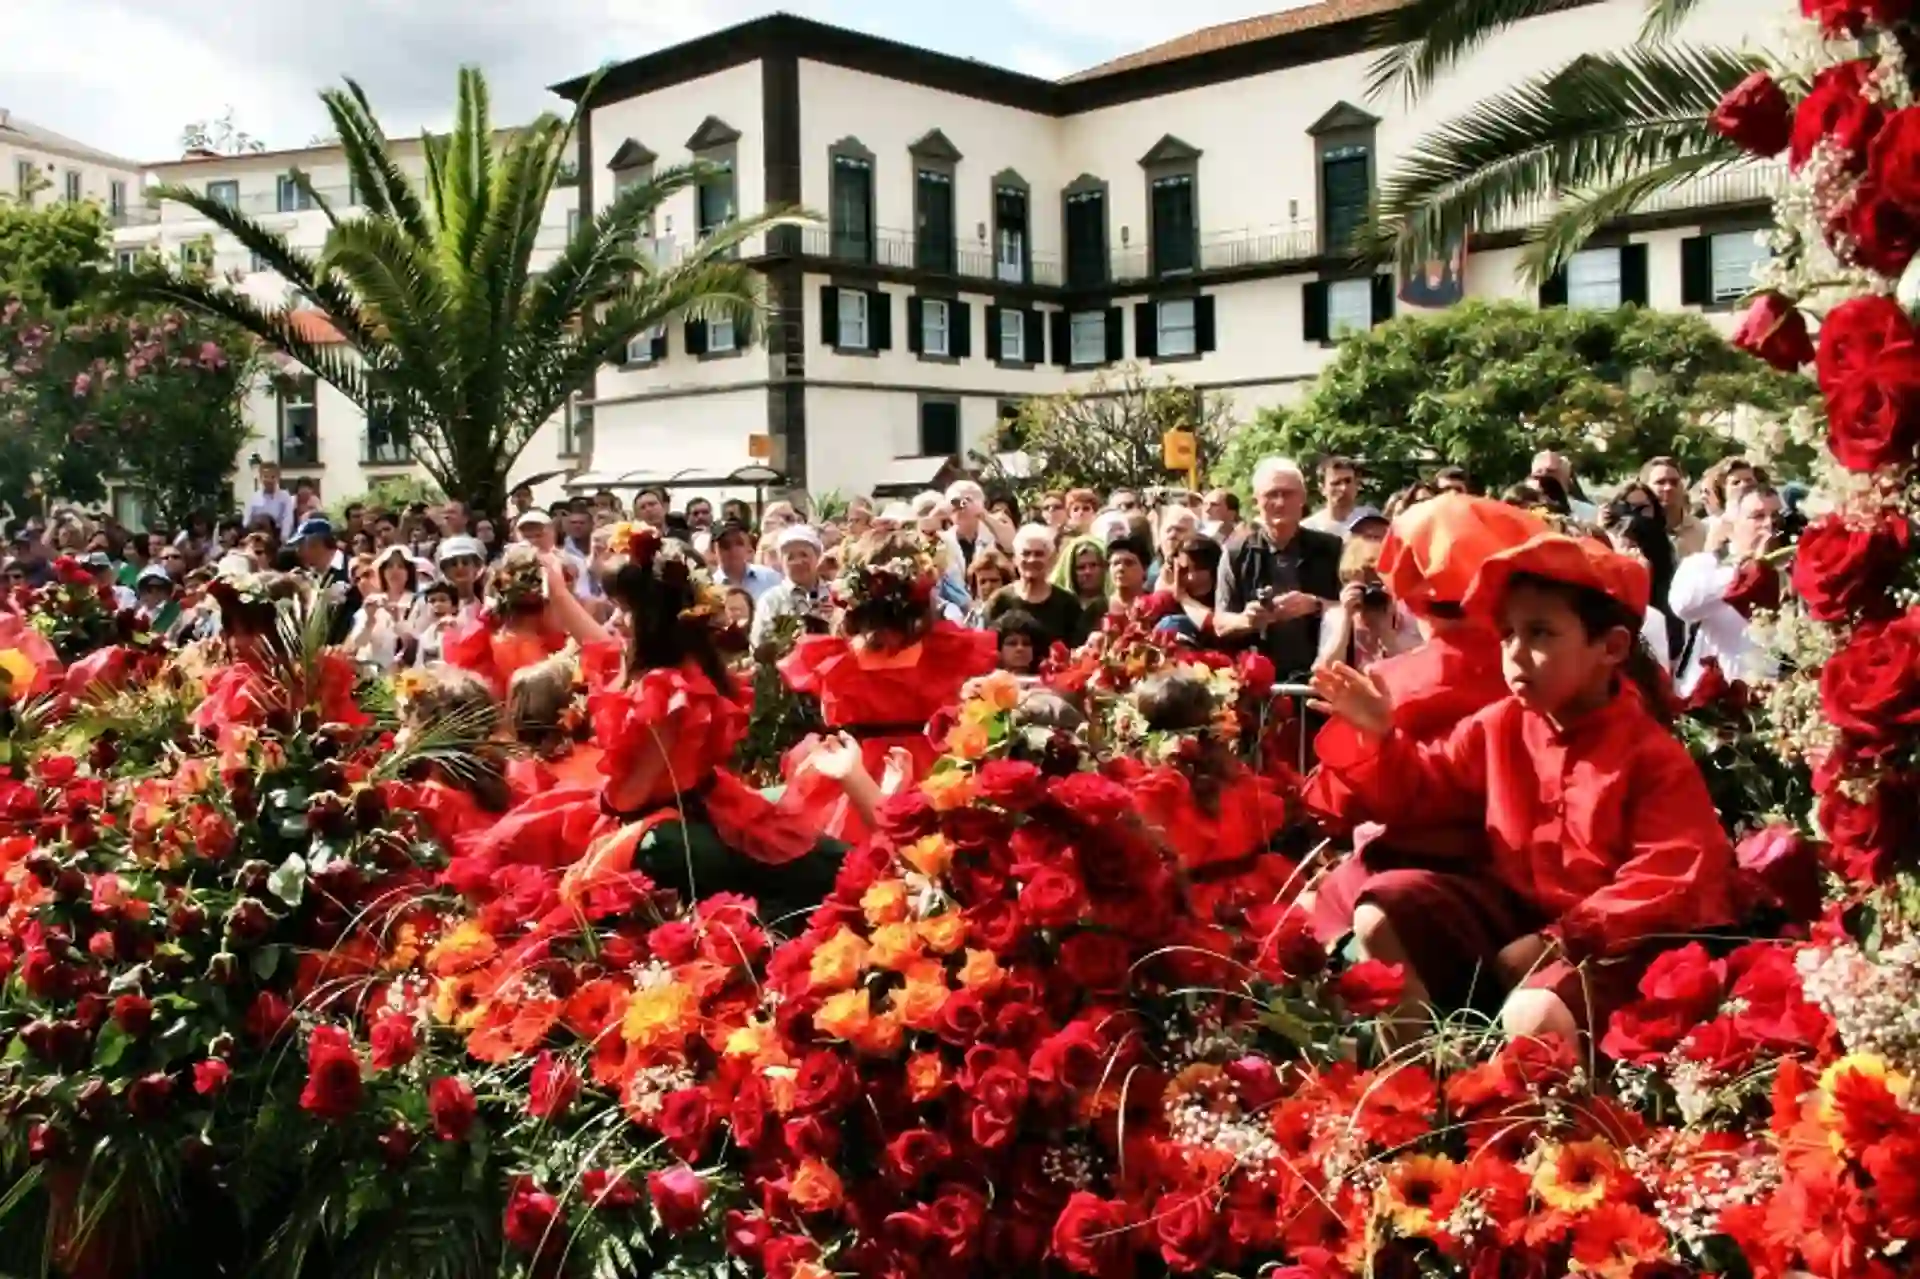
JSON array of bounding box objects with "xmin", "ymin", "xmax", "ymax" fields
[{"xmin": 1361, "ymin": 584, "xmax": 1391, "ymax": 610}]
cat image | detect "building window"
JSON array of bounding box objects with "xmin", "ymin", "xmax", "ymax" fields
[
  {"xmin": 1156, "ymin": 298, "xmax": 1198, "ymax": 357},
  {"xmin": 207, "ymin": 180, "xmax": 239, "ymax": 209},
  {"xmin": 111, "ymin": 487, "xmax": 151, "ymax": 531},
  {"xmin": 625, "ymin": 326, "xmax": 665, "ymax": 365},
  {"xmin": 276, "ymin": 376, "xmax": 319, "ymax": 467},
  {"xmin": 837, "ymin": 288, "xmax": 870, "ymax": 350},
  {"xmin": 249, "ymin": 251, "xmax": 270, "ymax": 274},
  {"xmin": 566, "ymin": 208, "xmax": 581, "ymax": 240},
  {"xmin": 830, "ymin": 143, "xmax": 875, "ymax": 264},
  {"xmin": 116, "ymin": 248, "xmax": 140, "ymax": 272},
  {"xmin": 1326, "ymin": 278, "xmax": 1373, "ymax": 337},
  {"xmin": 1566, "ymin": 248, "xmax": 1623, "ymax": 309},
  {"xmin": 108, "ymin": 179, "xmax": 126, "ymax": 217},
  {"xmin": 561, "ymin": 396, "xmax": 593, "ymax": 459},
  {"xmin": 999, "ymin": 308, "xmax": 1025, "ymax": 362},
  {"xmin": 920, "ymin": 299, "xmax": 951, "ymax": 356},
  {"xmin": 1320, "ymin": 146, "xmax": 1370, "ymax": 254},
  {"xmin": 1064, "ymin": 181, "xmax": 1107, "ymax": 290},
  {"xmin": 994, "ymin": 175, "xmax": 1029, "ymax": 284},
  {"xmin": 1710, "ymin": 231, "xmax": 1769, "ymax": 304},
  {"xmin": 1069, "ymin": 311, "xmax": 1106, "ymax": 366},
  {"xmin": 180, "ymin": 241, "xmax": 210, "ymax": 270},
  {"xmin": 1150, "ymin": 175, "xmax": 1196, "ymax": 275},
  {"xmin": 919, "ymin": 399, "xmax": 961, "ymax": 457},
  {"xmin": 63, "ymin": 170, "xmax": 82, "ymax": 203},
  {"xmin": 994, "ymin": 400, "xmax": 1026, "ymax": 449},
  {"xmin": 709, "ymin": 315, "xmax": 737, "ymax": 353},
  {"xmin": 696, "ymin": 163, "xmax": 735, "ymax": 239},
  {"xmin": 915, "ymin": 168, "xmax": 955, "ymax": 274},
  {"xmin": 15, "ymin": 160, "xmax": 35, "ymax": 203},
  {"xmin": 276, "ymin": 174, "xmax": 313, "ymax": 213},
  {"xmin": 365, "ymin": 378, "xmax": 410, "ymax": 465}
]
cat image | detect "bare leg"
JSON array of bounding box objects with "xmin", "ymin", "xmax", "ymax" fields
[
  {"xmin": 1351, "ymin": 902, "xmax": 1433, "ymax": 1052},
  {"xmin": 1499, "ymin": 988, "xmax": 1579, "ymax": 1042}
]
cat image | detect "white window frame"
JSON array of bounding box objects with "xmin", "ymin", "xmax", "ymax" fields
[
  {"xmin": 1157, "ymin": 298, "xmax": 1198, "ymax": 357},
  {"xmin": 207, "ymin": 180, "xmax": 238, "ymax": 209},
  {"xmin": 625, "ymin": 326, "xmax": 664, "ymax": 365},
  {"xmin": 1326, "ymin": 278, "xmax": 1372, "ymax": 338},
  {"xmin": 63, "ymin": 170, "xmax": 82, "ymax": 203},
  {"xmin": 709, "ymin": 314, "xmax": 737, "ymax": 353},
  {"xmin": 15, "ymin": 160, "xmax": 34, "ymax": 202},
  {"xmin": 1566, "ymin": 247, "xmax": 1623, "ymax": 310},
  {"xmin": 921, "ymin": 298, "xmax": 950, "ymax": 357},
  {"xmin": 115, "ymin": 249, "xmax": 140, "ymax": 273},
  {"xmin": 997, "ymin": 227, "xmax": 1024, "ymax": 284},
  {"xmin": 1709, "ymin": 231, "xmax": 1770, "ymax": 306},
  {"xmin": 566, "ymin": 208, "xmax": 580, "ymax": 240},
  {"xmin": 249, "ymin": 251, "xmax": 271, "ymax": 274},
  {"xmin": 276, "ymin": 174, "xmax": 312, "ymax": 213},
  {"xmin": 108, "ymin": 179, "xmax": 127, "ymax": 216},
  {"xmin": 278, "ymin": 378, "xmax": 317, "ymax": 462},
  {"xmin": 1069, "ymin": 310, "xmax": 1106, "ymax": 366},
  {"xmin": 998, "ymin": 308, "xmax": 1025, "ymax": 363},
  {"xmin": 180, "ymin": 241, "xmax": 210, "ymax": 269},
  {"xmin": 837, "ymin": 288, "xmax": 870, "ymax": 350}
]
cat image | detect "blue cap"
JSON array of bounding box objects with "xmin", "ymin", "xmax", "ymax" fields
[{"xmin": 292, "ymin": 516, "xmax": 334, "ymax": 543}]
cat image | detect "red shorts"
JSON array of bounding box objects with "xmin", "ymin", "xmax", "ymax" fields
[{"xmin": 1313, "ymin": 849, "xmax": 1649, "ymax": 1033}]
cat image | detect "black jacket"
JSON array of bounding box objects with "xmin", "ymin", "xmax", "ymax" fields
[{"xmin": 1216, "ymin": 523, "xmax": 1345, "ymax": 678}]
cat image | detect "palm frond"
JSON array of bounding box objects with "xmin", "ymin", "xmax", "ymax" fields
[
  {"xmin": 1640, "ymin": 0, "xmax": 1712, "ymax": 43},
  {"xmin": 321, "ymin": 79, "xmax": 432, "ymax": 243},
  {"xmin": 1358, "ymin": 42, "xmax": 1760, "ymax": 280},
  {"xmin": 1518, "ymin": 151, "xmax": 1730, "ymax": 280},
  {"xmin": 1365, "ymin": 0, "xmax": 1580, "ymax": 105}
]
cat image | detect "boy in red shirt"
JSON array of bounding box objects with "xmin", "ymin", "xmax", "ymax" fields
[{"xmin": 1310, "ymin": 533, "xmax": 1735, "ymax": 1042}]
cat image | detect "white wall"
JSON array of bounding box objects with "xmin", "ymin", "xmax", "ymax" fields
[{"xmin": 2, "ymin": 139, "xmax": 138, "ymax": 217}]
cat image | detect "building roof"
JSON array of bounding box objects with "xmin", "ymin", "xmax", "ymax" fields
[
  {"xmin": 1064, "ymin": 0, "xmax": 1406, "ymax": 82},
  {"xmin": 285, "ymin": 310, "xmax": 346, "ymax": 345},
  {"xmin": 0, "ymin": 110, "xmax": 141, "ymax": 171}
]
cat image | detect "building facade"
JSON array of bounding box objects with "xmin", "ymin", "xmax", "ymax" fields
[
  {"xmin": 108, "ymin": 139, "xmax": 584, "ymax": 520},
  {"xmin": 1, "ymin": 109, "xmax": 142, "ymax": 225},
  {"xmin": 558, "ymin": 0, "xmax": 1784, "ymax": 501}
]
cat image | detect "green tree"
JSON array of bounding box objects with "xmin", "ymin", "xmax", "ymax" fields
[
  {"xmin": 1358, "ymin": 0, "xmax": 1760, "ymax": 282},
  {"xmin": 133, "ymin": 67, "xmax": 799, "ymax": 515},
  {"xmin": 1214, "ymin": 302, "xmax": 1813, "ymax": 496},
  {"xmin": 0, "ymin": 198, "xmax": 110, "ymax": 308},
  {"xmin": 974, "ymin": 365, "xmax": 1231, "ymax": 504}
]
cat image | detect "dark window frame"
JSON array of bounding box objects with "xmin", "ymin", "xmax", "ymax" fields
[
  {"xmin": 909, "ymin": 129, "xmax": 963, "ymax": 276},
  {"xmin": 992, "ymin": 169, "xmax": 1031, "ymax": 285},
  {"xmin": 1309, "ymin": 102, "xmax": 1380, "ymax": 258},
  {"xmin": 829, "ymin": 136, "xmax": 877, "ymax": 265},
  {"xmin": 276, "ymin": 374, "xmax": 320, "ymax": 467},
  {"xmin": 1062, "ymin": 174, "xmax": 1110, "ymax": 292},
  {"xmin": 687, "ymin": 116, "xmax": 741, "ymax": 247},
  {"xmin": 916, "ymin": 395, "xmax": 963, "ymax": 458},
  {"xmin": 1139, "ymin": 135, "xmax": 1202, "ymax": 278}
]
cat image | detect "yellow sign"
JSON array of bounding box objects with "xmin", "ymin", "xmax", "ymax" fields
[
  {"xmin": 1161, "ymin": 429, "xmax": 1196, "ymax": 470},
  {"xmin": 747, "ymin": 433, "xmax": 772, "ymax": 460}
]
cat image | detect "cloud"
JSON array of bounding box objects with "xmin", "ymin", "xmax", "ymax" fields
[
  {"xmin": 1009, "ymin": 0, "xmax": 1316, "ymax": 52},
  {"xmin": 1002, "ymin": 44, "xmax": 1078, "ymax": 81}
]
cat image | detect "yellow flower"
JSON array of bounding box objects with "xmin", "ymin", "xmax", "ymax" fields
[
  {"xmin": 916, "ymin": 912, "xmax": 968, "ymax": 954},
  {"xmin": 425, "ymin": 919, "xmax": 498, "ymax": 976},
  {"xmin": 868, "ymin": 922, "xmax": 923, "ymax": 973},
  {"xmin": 921, "ymin": 769, "xmax": 974, "ymax": 812},
  {"xmin": 0, "ymin": 648, "xmax": 35, "ymax": 698},
  {"xmin": 958, "ymin": 948, "xmax": 1005, "ymax": 992},
  {"xmin": 1819, "ymin": 1052, "xmax": 1909, "ymax": 1104},
  {"xmin": 890, "ymin": 976, "xmax": 950, "ymax": 1030},
  {"xmin": 724, "ymin": 1021, "xmax": 772, "ymax": 1058},
  {"xmin": 622, "ymin": 981, "xmax": 698, "ymax": 1049},
  {"xmin": 1533, "ymin": 1140, "xmax": 1619, "ymax": 1214},
  {"xmin": 855, "ymin": 1011, "xmax": 905, "ymax": 1058},
  {"xmin": 899, "ymin": 834, "xmax": 954, "ymax": 879},
  {"xmin": 808, "ymin": 926, "xmax": 869, "ymax": 993},
  {"xmin": 861, "ymin": 877, "xmax": 910, "ymax": 927},
  {"xmin": 945, "ymin": 719, "xmax": 990, "ymax": 761},
  {"xmin": 431, "ymin": 974, "xmax": 488, "ymax": 1030},
  {"xmin": 1377, "ymin": 1154, "xmax": 1460, "ymax": 1238},
  {"xmin": 813, "ymin": 988, "xmax": 873, "ymax": 1042}
]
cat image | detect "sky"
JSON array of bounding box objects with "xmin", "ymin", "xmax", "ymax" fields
[{"xmin": 4, "ymin": 0, "xmax": 1310, "ymax": 164}]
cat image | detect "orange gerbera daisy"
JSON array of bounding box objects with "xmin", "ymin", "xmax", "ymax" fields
[
  {"xmin": 1568, "ymin": 1202, "xmax": 1668, "ymax": 1277},
  {"xmin": 1377, "ymin": 1154, "xmax": 1462, "ymax": 1238},
  {"xmin": 1534, "ymin": 1139, "xmax": 1623, "ymax": 1214}
]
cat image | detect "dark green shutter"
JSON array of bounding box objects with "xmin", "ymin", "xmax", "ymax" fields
[
  {"xmin": 1371, "ymin": 274, "xmax": 1395, "ymax": 325},
  {"xmin": 1621, "ymin": 244, "xmax": 1650, "ymax": 307},
  {"xmin": 820, "ymin": 285, "xmax": 839, "ymax": 345},
  {"xmin": 1679, "ymin": 236, "xmax": 1711, "ymax": 306},
  {"xmin": 906, "ymin": 296, "xmax": 924, "ymax": 354},
  {"xmin": 985, "ymin": 306, "xmax": 1002, "ymax": 359},
  {"xmin": 685, "ymin": 320, "xmax": 708, "ymax": 356},
  {"xmin": 1051, "ymin": 311, "xmax": 1070, "ymax": 366},
  {"xmin": 1303, "ymin": 281, "xmax": 1329, "ymax": 343},
  {"xmin": 1538, "ymin": 269, "xmax": 1568, "ymax": 309},
  {"xmin": 870, "ymin": 290, "xmax": 892, "ymax": 350},
  {"xmin": 651, "ymin": 329, "xmax": 668, "ymax": 361},
  {"xmin": 1195, "ymin": 295, "xmax": 1216, "ymax": 352},
  {"xmin": 1135, "ymin": 302, "xmax": 1157, "ymax": 359},
  {"xmin": 1104, "ymin": 307, "xmax": 1124, "ymax": 364},
  {"xmin": 1027, "ymin": 309, "xmax": 1047, "ymax": 364},
  {"xmin": 952, "ymin": 301, "xmax": 971, "ymax": 359}
]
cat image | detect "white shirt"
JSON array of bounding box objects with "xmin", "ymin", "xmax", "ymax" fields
[
  {"xmin": 749, "ymin": 577, "xmax": 829, "ymax": 649},
  {"xmin": 1668, "ymin": 552, "xmax": 1773, "ymax": 694},
  {"xmin": 715, "ymin": 562, "xmax": 782, "ymax": 602},
  {"xmin": 245, "ymin": 488, "xmax": 296, "ymax": 540},
  {"xmin": 1302, "ymin": 510, "xmax": 1353, "ymax": 540}
]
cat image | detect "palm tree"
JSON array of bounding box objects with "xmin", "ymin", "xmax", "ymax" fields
[
  {"xmin": 128, "ymin": 68, "xmax": 798, "ymax": 513},
  {"xmin": 1357, "ymin": 0, "xmax": 1767, "ymax": 283}
]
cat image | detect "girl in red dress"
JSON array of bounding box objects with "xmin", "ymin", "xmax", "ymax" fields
[
  {"xmin": 778, "ymin": 531, "xmax": 997, "ymax": 842},
  {"xmin": 455, "ymin": 527, "xmax": 842, "ymax": 930},
  {"xmin": 441, "ymin": 545, "xmax": 570, "ymax": 698},
  {"xmin": 1309, "ymin": 532, "xmax": 1735, "ymax": 1043}
]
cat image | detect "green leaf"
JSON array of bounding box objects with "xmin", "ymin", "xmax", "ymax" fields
[
  {"xmin": 252, "ymin": 945, "xmax": 286, "ymax": 982},
  {"xmin": 93, "ymin": 1020, "xmax": 132, "ymax": 1070},
  {"xmin": 267, "ymin": 854, "xmax": 308, "ymax": 907}
]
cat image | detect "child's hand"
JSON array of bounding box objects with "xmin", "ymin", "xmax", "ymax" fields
[
  {"xmin": 1494, "ymin": 932, "xmax": 1559, "ymax": 984},
  {"xmin": 809, "ymin": 732, "xmax": 869, "ymax": 783},
  {"xmin": 879, "ymin": 746, "xmax": 914, "ymax": 795},
  {"xmin": 1310, "ymin": 662, "xmax": 1394, "ymax": 738}
]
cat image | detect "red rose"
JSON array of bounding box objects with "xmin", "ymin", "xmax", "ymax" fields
[
  {"xmin": 1154, "ymin": 1189, "xmax": 1221, "ymax": 1274},
  {"xmin": 113, "ymin": 993, "xmax": 153, "ymax": 1036},
  {"xmin": 1792, "ymin": 511, "xmax": 1912, "ymax": 622},
  {"xmin": 1721, "ymin": 559, "xmax": 1781, "ymax": 619},
  {"xmin": 368, "ymin": 1012, "xmax": 417, "ymax": 1071},
  {"xmin": 1844, "ymin": 183, "xmax": 1920, "ymax": 277},
  {"xmin": 929, "ymin": 1185, "xmax": 988, "ymax": 1261},
  {"xmin": 1029, "ymin": 1020, "xmax": 1106, "ymax": 1096},
  {"xmin": 35, "ymin": 754, "xmax": 77, "ymax": 786},
  {"xmin": 1735, "ymin": 824, "xmax": 1824, "ymax": 923},
  {"xmin": 1819, "ymin": 778, "xmax": 1903, "ymax": 881},
  {"xmin": 429, "ymin": 1076, "xmax": 477, "ymax": 1141},
  {"xmin": 1333, "ymin": 960, "xmax": 1406, "ymax": 1016},
  {"xmin": 1732, "ymin": 292, "xmax": 1814, "ymax": 371},
  {"xmin": 1236, "ymin": 650, "xmax": 1276, "ymax": 697},
  {"xmin": 1248, "ymin": 902, "xmax": 1328, "ymax": 982},
  {"xmin": 1049, "ymin": 1192, "xmax": 1134, "ymax": 1278},
  {"xmin": 1790, "ymin": 60, "xmax": 1883, "ymax": 171},
  {"xmin": 246, "ymin": 990, "xmax": 292, "ymax": 1043},
  {"xmin": 579, "ymin": 1169, "xmax": 639, "ymax": 1212},
  {"xmin": 1824, "ymin": 345, "xmax": 1920, "ymax": 473},
  {"xmin": 1599, "ymin": 1000, "xmax": 1693, "ymax": 1063},
  {"xmin": 656, "ymin": 1087, "xmax": 714, "ymax": 1160},
  {"xmin": 1870, "ymin": 106, "xmax": 1920, "ymax": 211},
  {"xmin": 1056, "ymin": 930, "xmax": 1131, "ymax": 994},
  {"xmin": 790, "ymin": 1049, "xmax": 854, "ymax": 1114},
  {"xmin": 1018, "ymin": 865, "xmax": 1087, "ymax": 929},
  {"xmin": 973, "ymin": 759, "xmax": 1046, "ymax": 811},
  {"xmin": 1047, "ymin": 773, "xmax": 1134, "ymax": 827},
  {"xmin": 125, "ymin": 1072, "xmax": 174, "ymax": 1121},
  {"xmin": 1817, "ymin": 295, "xmax": 1913, "ymax": 393},
  {"xmin": 528, "ymin": 1049, "xmax": 580, "ymax": 1120},
  {"xmin": 298, "ymin": 1025, "xmax": 363, "ymax": 1121},
  {"xmin": 503, "ymin": 1176, "xmax": 562, "ymax": 1255},
  {"xmin": 648, "ymin": 920, "xmax": 699, "ymax": 963},
  {"xmin": 883, "ymin": 1127, "xmax": 952, "ymax": 1188},
  {"xmin": 648, "ymin": 1165, "xmax": 707, "ymax": 1233},
  {"xmin": 1711, "ymin": 70, "xmax": 1793, "ymax": 157},
  {"xmin": 966, "ymin": 1064, "xmax": 1029, "ymax": 1150},
  {"xmin": 1821, "ymin": 611, "xmax": 1920, "ymax": 743},
  {"xmin": 935, "ymin": 987, "xmax": 989, "ymax": 1046},
  {"xmin": 1803, "ymin": 0, "xmax": 1913, "ymax": 35},
  {"xmin": 192, "ymin": 1059, "xmax": 232, "ymax": 1096},
  {"xmin": 1637, "ymin": 942, "xmax": 1725, "ymax": 1018}
]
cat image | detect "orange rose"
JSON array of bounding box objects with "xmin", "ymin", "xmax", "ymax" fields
[
  {"xmin": 945, "ymin": 719, "xmax": 990, "ymax": 760},
  {"xmin": 959, "ymin": 948, "xmax": 1005, "ymax": 992},
  {"xmin": 788, "ymin": 1158, "xmax": 845, "ymax": 1214},
  {"xmin": 890, "ymin": 977, "xmax": 951, "ymax": 1030},
  {"xmin": 921, "ymin": 770, "xmax": 974, "ymax": 812},
  {"xmin": 861, "ymin": 877, "xmax": 910, "ymax": 926},
  {"xmin": 813, "ymin": 988, "xmax": 873, "ymax": 1043},
  {"xmin": 868, "ymin": 922, "xmax": 923, "ymax": 972},
  {"xmin": 916, "ymin": 912, "xmax": 968, "ymax": 954},
  {"xmin": 978, "ymin": 669, "xmax": 1022, "ymax": 711},
  {"xmin": 854, "ymin": 1011, "xmax": 905, "ymax": 1058},
  {"xmin": 900, "ymin": 834, "xmax": 954, "ymax": 879},
  {"xmin": 808, "ymin": 926, "xmax": 869, "ymax": 993},
  {"xmin": 906, "ymin": 1051, "xmax": 948, "ymax": 1102}
]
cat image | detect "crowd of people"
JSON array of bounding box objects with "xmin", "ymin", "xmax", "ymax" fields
[{"xmin": 2, "ymin": 447, "xmax": 1798, "ymax": 702}]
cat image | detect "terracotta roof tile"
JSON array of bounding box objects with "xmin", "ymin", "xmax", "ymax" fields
[
  {"xmin": 285, "ymin": 310, "xmax": 346, "ymax": 345},
  {"xmin": 1064, "ymin": 0, "xmax": 1405, "ymax": 82}
]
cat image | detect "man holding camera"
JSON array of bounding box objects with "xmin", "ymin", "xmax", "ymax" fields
[{"xmin": 1213, "ymin": 457, "xmax": 1343, "ymax": 679}]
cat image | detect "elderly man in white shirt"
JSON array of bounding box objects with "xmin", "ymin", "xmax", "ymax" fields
[
  {"xmin": 1668, "ymin": 485, "xmax": 1784, "ymax": 696},
  {"xmin": 750, "ymin": 525, "xmax": 831, "ymax": 648}
]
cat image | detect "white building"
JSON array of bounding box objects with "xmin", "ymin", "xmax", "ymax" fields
[
  {"xmin": 556, "ymin": 0, "xmax": 1785, "ymax": 501},
  {"xmin": 109, "ymin": 137, "xmax": 584, "ymax": 521},
  {"xmin": 2, "ymin": 109, "xmax": 142, "ymax": 225}
]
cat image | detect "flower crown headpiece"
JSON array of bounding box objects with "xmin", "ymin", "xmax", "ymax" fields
[
  {"xmin": 607, "ymin": 522, "xmax": 727, "ymax": 627},
  {"xmin": 1102, "ymin": 656, "xmax": 1246, "ymax": 768},
  {"xmin": 835, "ymin": 540, "xmax": 938, "ymax": 612},
  {"xmin": 485, "ymin": 552, "xmax": 547, "ymax": 617}
]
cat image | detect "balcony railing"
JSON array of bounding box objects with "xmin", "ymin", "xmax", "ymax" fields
[
  {"xmin": 1483, "ymin": 162, "xmax": 1785, "ymax": 234},
  {"xmin": 111, "ymin": 206, "xmax": 160, "ymax": 228},
  {"xmin": 361, "ymin": 426, "xmax": 413, "ymax": 467},
  {"xmin": 798, "ymin": 224, "xmax": 1065, "ymax": 286}
]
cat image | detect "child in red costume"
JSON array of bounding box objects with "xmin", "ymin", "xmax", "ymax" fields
[
  {"xmin": 778, "ymin": 531, "xmax": 996, "ymax": 841},
  {"xmin": 1305, "ymin": 496, "xmax": 1544, "ymax": 940},
  {"xmin": 1310, "ymin": 533, "xmax": 1736, "ymax": 1042},
  {"xmin": 441, "ymin": 545, "xmax": 570, "ymax": 698}
]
